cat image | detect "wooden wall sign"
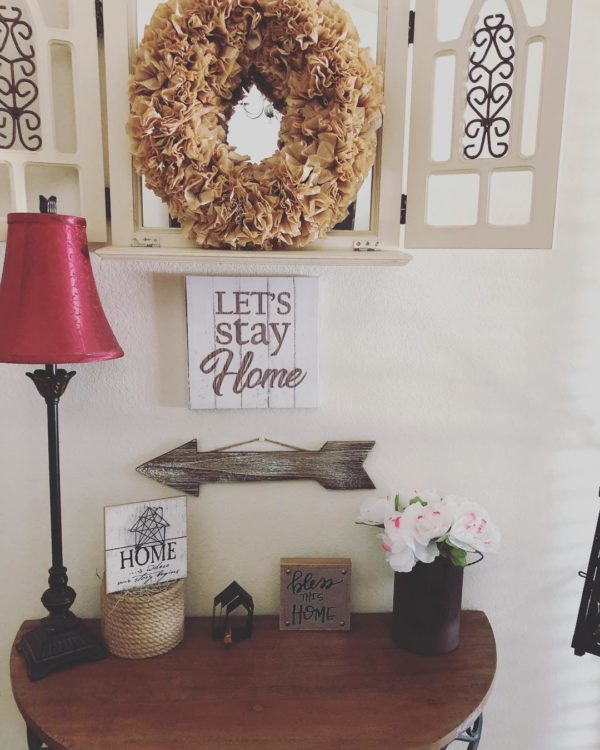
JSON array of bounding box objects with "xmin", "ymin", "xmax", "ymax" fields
[
  {"xmin": 186, "ymin": 276, "xmax": 319, "ymax": 410},
  {"xmin": 104, "ymin": 497, "xmax": 187, "ymax": 593},
  {"xmin": 137, "ymin": 438, "xmax": 376, "ymax": 495},
  {"xmin": 280, "ymin": 558, "xmax": 351, "ymax": 631}
]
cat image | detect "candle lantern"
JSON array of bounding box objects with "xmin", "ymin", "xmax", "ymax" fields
[
  {"xmin": 573, "ymin": 499, "xmax": 600, "ymax": 657},
  {"xmin": 212, "ymin": 582, "xmax": 254, "ymax": 644}
]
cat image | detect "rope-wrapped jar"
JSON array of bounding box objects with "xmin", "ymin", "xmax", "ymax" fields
[{"xmin": 101, "ymin": 578, "xmax": 185, "ymax": 659}]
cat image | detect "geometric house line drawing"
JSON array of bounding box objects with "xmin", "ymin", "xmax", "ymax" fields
[{"xmin": 129, "ymin": 506, "xmax": 169, "ymax": 550}]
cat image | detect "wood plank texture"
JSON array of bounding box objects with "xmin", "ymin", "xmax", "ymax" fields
[
  {"xmin": 136, "ymin": 440, "xmax": 376, "ymax": 495},
  {"xmin": 11, "ymin": 612, "xmax": 496, "ymax": 750},
  {"xmin": 95, "ymin": 246, "xmax": 413, "ymax": 266},
  {"xmin": 186, "ymin": 276, "xmax": 319, "ymax": 410}
]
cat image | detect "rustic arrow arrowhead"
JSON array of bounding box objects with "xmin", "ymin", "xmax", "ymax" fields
[{"xmin": 136, "ymin": 440, "xmax": 376, "ymax": 495}]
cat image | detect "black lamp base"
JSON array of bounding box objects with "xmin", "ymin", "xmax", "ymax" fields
[{"xmin": 17, "ymin": 616, "xmax": 107, "ymax": 681}]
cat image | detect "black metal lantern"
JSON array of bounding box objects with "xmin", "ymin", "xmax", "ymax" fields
[
  {"xmin": 212, "ymin": 582, "xmax": 254, "ymax": 644},
  {"xmin": 572, "ymin": 498, "xmax": 600, "ymax": 657}
]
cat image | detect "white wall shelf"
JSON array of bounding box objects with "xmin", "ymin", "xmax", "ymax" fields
[{"xmin": 94, "ymin": 246, "xmax": 413, "ymax": 267}]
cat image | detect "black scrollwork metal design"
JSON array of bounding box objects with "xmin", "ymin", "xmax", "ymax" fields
[
  {"xmin": 0, "ymin": 4, "xmax": 42, "ymax": 151},
  {"xmin": 464, "ymin": 13, "xmax": 515, "ymax": 160}
]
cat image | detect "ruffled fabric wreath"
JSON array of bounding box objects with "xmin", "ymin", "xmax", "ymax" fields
[{"xmin": 127, "ymin": 0, "xmax": 384, "ymax": 249}]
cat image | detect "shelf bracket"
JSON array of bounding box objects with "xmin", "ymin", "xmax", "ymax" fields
[
  {"xmin": 353, "ymin": 240, "xmax": 381, "ymax": 252},
  {"xmin": 131, "ymin": 235, "xmax": 161, "ymax": 248}
]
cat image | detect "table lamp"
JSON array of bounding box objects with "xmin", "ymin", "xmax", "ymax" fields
[{"xmin": 0, "ymin": 209, "xmax": 124, "ymax": 680}]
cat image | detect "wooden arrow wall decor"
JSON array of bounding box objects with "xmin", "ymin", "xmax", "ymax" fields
[{"xmin": 136, "ymin": 439, "xmax": 376, "ymax": 495}]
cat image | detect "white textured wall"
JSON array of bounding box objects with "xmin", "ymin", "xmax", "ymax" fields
[{"xmin": 2, "ymin": 2, "xmax": 600, "ymax": 748}]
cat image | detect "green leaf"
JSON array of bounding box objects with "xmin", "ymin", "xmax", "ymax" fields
[
  {"xmin": 450, "ymin": 548, "xmax": 468, "ymax": 567},
  {"xmin": 394, "ymin": 494, "xmax": 402, "ymax": 512},
  {"xmin": 440, "ymin": 540, "xmax": 467, "ymax": 567},
  {"xmin": 409, "ymin": 496, "xmax": 427, "ymax": 507}
]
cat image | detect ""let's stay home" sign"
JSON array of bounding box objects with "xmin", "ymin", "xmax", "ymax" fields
[{"xmin": 186, "ymin": 276, "xmax": 319, "ymax": 409}]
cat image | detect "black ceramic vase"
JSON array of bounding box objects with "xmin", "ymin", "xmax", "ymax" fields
[{"xmin": 392, "ymin": 556, "xmax": 464, "ymax": 655}]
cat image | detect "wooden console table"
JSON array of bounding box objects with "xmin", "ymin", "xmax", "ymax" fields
[{"xmin": 11, "ymin": 612, "xmax": 496, "ymax": 750}]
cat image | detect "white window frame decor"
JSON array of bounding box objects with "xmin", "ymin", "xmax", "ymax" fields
[
  {"xmin": 0, "ymin": 0, "xmax": 106, "ymax": 242},
  {"xmin": 1, "ymin": 1, "xmax": 572, "ymax": 263},
  {"xmin": 99, "ymin": 0, "xmax": 412, "ymax": 266}
]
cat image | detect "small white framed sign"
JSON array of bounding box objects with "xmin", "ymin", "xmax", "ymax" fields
[
  {"xmin": 186, "ymin": 276, "xmax": 319, "ymax": 409},
  {"xmin": 104, "ymin": 496, "xmax": 187, "ymax": 593}
]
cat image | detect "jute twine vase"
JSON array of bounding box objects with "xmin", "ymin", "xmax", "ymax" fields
[{"xmin": 101, "ymin": 577, "xmax": 185, "ymax": 659}]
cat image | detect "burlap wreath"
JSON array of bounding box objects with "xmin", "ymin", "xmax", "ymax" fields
[{"xmin": 127, "ymin": 0, "xmax": 384, "ymax": 249}]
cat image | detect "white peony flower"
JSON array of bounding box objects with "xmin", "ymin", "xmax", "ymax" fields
[
  {"xmin": 386, "ymin": 545, "xmax": 418, "ymax": 573},
  {"xmin": 401, "ymin": 500, "xmax": 452, "ymax": 548},
  {"xmin": 391, "ymin": 490, "xmax": 440, "ymax": 512},
  {"xmin": 443, "ymin": 495, "xmax": 471, "ymax": 518},
  {"xmin": 379, "ymin": 514, "xmax": 418, "ymax": 573},
  {"xmin": 414, "ymin": 489, "xmax": 441, "ymax": 505},
  {"xmin": 358, "ymin": 491, "xmax": 500, "ymax": 574},
  {"xmin": 385, "ymin": 511, "xmax": 438, "ymax": 566},
  {"xmin": 446, "ymin": 499, "xmax": 501, "ymax": 555},
  {"xmin": 356, "ymin": 496, "xmax": 395, "ymax": 526}
]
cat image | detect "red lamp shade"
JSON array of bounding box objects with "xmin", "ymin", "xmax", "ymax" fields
[{"xmin": 0, "ymin": 213, "xmax": 123, "ymax": 364}]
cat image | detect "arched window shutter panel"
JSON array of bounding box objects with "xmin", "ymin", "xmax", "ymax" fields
[
  {"xmin": 3, "ymin": 1, "xmax": 573, "ymax": 259},
  {"xmin": 0, "ymin": 0, "xmax": 106, "ymax": 242},
  {"xmin": 405, "ymin": 0, "xmax": 573, "ymax": 250}
]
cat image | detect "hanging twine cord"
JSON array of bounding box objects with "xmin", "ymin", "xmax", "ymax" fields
[
  {"xmin": 101, "ymin": 577, "xmax": 185, "ymax": 659},
  {"xmin": 214, "ymin": 436, "xmax": 310, "ymax": 452}
]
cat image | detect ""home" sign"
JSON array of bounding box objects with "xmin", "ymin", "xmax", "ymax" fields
[
  {"xmin": 104, "ymin": 496, "xmax": 187, "ymax": 593},
  {"xmin": 280, "ymin": 558, "xmax": 351, "ymax": 631},
  {"xmin": 186, "ymin": 276, "xmax": 319, "ymax": 409}
]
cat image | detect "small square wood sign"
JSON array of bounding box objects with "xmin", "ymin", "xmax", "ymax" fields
[{"xmin": 280, "ymin": 558, "xmax": 351, "ymax": 631}]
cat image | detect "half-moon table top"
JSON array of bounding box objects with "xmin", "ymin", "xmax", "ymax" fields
[{"xmin": 12, "ymin": 612, "xmax": 496, "ymax": 750}]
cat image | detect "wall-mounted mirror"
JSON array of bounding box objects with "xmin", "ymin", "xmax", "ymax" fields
[{"xmin": 134, "ymin": 0, "xmax": 382, "ymax": 234}]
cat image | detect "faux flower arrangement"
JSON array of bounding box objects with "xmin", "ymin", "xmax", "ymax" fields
[{"xmin": 356, "ymin": 491, "xmax": 500, "ymax": 573}]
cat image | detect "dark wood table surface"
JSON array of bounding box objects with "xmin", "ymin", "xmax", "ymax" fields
[{"xmin": 11, "ymin": 612, "xmax": 496, "ymax": 750}]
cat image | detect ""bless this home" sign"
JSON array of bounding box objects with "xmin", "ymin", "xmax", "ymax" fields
[
  {"xmin": 186, "ymin": 276, "xmax": 319, "ymax": 409},
  {"xmin": 280, "ymin": 558, "xmax": 351, "ymax": 631}
]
